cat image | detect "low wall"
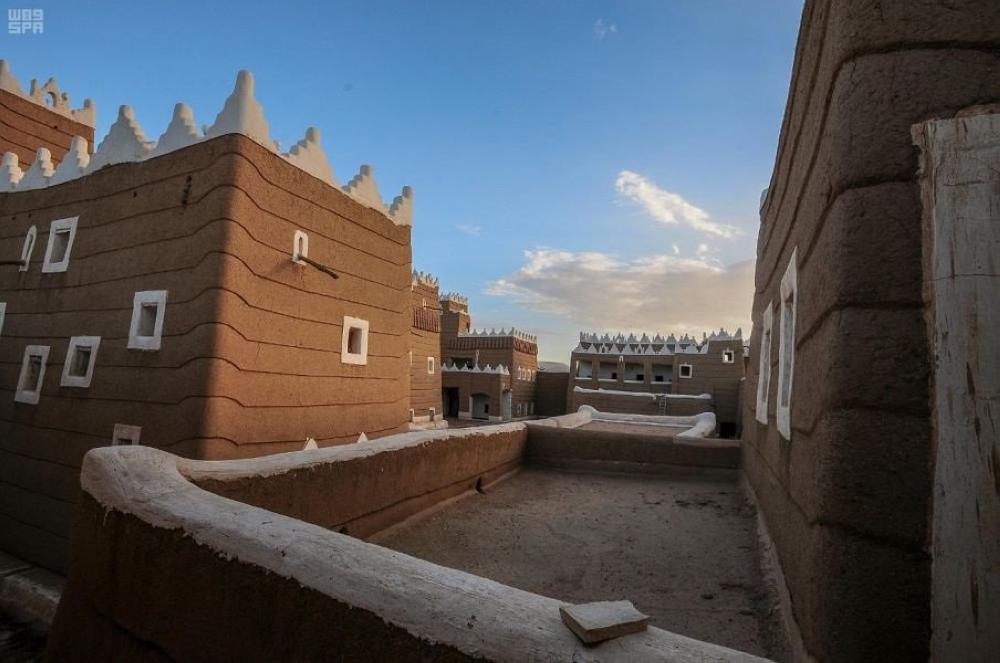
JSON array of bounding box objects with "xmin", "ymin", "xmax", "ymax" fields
[
  {"xmin": 571, "ymin": 387, "xmax": 713, "ymax": 417},
  {"xmin": 186, "ymin": 425, "xmax": 526, "ymax": 539},
  {"xmin": 526, "ymin": 424, "xmax": 740, "ymax": 478},
  {"xmin": 47, "ymin": 427, "xmax": 766, "ymax": 662}
]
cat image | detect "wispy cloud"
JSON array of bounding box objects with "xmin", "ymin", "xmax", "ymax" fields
[
  {"xmin": 593, "ymin": 18, "xmax": 618, "ymax": 40},
  {"xmin": 614, "ymin": 170, "xmax": 743, "ymax": 239},
  {"xmin": 486, "ymin": 248, "xmax": 753, "ymax": 336},
  {"xmin": 455, "ymin": 224, "xmax": 482, "ymax": 237}
]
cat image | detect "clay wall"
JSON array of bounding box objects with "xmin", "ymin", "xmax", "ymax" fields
[
  {"xmin": 672, "ymin": 340, "xmax": 744, "ymax": 428},
  {"xmin": 525, "ymin": 424, "xmax": 740, "ymax": 477},
  {"xmin": 534, "ymin": 370, "xmax": 568, "ymax": 416},
  {"xmin": 409, "ymin": 281, "xmax": 442, "ymax": 421},
  {"xmin": 741, "ymin": 2, "xmax": 1000, "ymax": 661},
  {"xmin": 443, "ymin": 335, "xmax": 538, "ymax": 416},
  {"xmin": 0, "ymin": 134, "xmax": 412, "ymax": 573},
  {"xmin": 0, "ymin": 137, "xmax": 233, "ymax": 573},
  {"xmin": 207, "ymin": 135, "xmax": 412, "ymax": 454},
  {"xmin": 440, "ymin": 369, "xmax": 508, "ymax": 420},
  {"xmin": 0, "ymin": 89, "xmax": 93, "ymax": 167},
  {"xmin": 46, "ymin": 430, "xmax": 761, "ymax": 662},
  {"xmin": 569, "ymin": 389, "xmax": 660, "ymax": 416}
]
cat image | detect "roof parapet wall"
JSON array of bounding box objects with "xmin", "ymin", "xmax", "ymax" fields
[
  {"xmin": 0, "ymin": 65, "xmax": 412, "ymax": 226},
  {"xmin": 574, "ymin": 328, "xmax": 743, "ymax": 356},
  {"xmin": 0, "ymin": 60, "xmax": 95, "ymax": 126},
  {"xmin": 460, "ymin": 327, "xmax": 537, "ymax": 344}
]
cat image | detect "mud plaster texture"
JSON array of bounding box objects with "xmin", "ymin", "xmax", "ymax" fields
[
  {"xmin": 742, "ymin": 1, "xmax": 1000, "ymax": 660},
  {"xmin": 380, "ymin": 468, "xmax": 789, "ymax": 661}
]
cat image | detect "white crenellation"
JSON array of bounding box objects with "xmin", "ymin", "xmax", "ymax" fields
[
  {"xmin": 343, "ymin": 164, "xmax": 388, "ymax": 213},
  {"xmin": 459, "ymin": 327, "xmax": 537, "ymax": 343},
  {"xmin": 0, "ymin": 60, "xmax": 24, "ymax": 95},
  {"xmin": 389, "ymin": 186, "xmax": 413, "ymax": 226},
  {"xmin": 575, "ymin": 327, "xmax": 744, "ymax": 356},
  {"xmin": 283, "ymin": 127, "xmax": 337, "ymax": 186},
  {"xmin": 0, "ymin": 63, "xmax": 413, "ymax": 226},
  {"xmin": 205, "ymin": 70, "xmax": 275, "ymax": 149},
  {"xmin": 441, "ymin": 292, "xmax": 468, "ymax": 305},
  {"xmin": 49, "ymin": 136, "xmax": 90, "ymax": 186},
  {"xmin": 411, "ymin": 270, "xmax": 439, "ymax": 288},
  {"xmin": 1, "ymin": 152, "xmax": 24, "ymax": 191},
  {"xmin": 441, "ymin": 361, "xmax": 510, "ymax": 376},
  {"xmin": 150, "ymin": 103, "xmax": 202, "ymax": 158},
  {"xmin": 18, "ymin": 147, "xmax": 54, "ymax": 189},
  {"xmin": 0, "ymin": 61, "xmax": 96, "ymax": 126},
  {"xmin": 87, "ymin": 106, "xmax": 153, "ymax": 173},
  {"xmin": 28, "ymin": 77, "xmax": 96, "ymax": 126}
]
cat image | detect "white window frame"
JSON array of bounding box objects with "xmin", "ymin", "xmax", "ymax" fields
[
  {"xmin": 112, "ymin": 423, "xmax": 141, "ymax": 446},
  {"xmin": 427, "ymin": 356, "xmax": 435, "ymax": 374},
  {"xmin": 42, "ymin": 217, "xmax": 79, "ymax": 273},
  {"xmin": 722, "ymin": 349, "xmax": 735, "ymax": 364},
  {"xmin": 60, "ymin": 335, "xmax": 101, "ymax": 388},
  {"xmin": 15, "ymin": 345, "xmax": 49, "ymax": 405},
  {"xmin": 20, "ymin": 225, "xmax": 37, "ymax": 272},
  {"xmin": 776, "ymin": 249, "xmax": 797, "ymax": 439},
  {"xmin": 341, "ymin": 316, "xmax": 369, "ymax": 365},
  {"xmin": 755, "ymin": 302, "xmax": 774, "ymax": 425},
  {"xmin": 679, "ymin": 363, "xmax": 693, "ymax": 378},
  {"xmin": 292, "ymin": 230, "xmax": 308, "ymax": 263},
  {"xmin": 128, "ymin": 290, "xmax": 168, "ymax": 351}
]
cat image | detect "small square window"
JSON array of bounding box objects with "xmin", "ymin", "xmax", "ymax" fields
[
  {"xmin": 679, "ymin": 364, "xmax": 693, "ymax": 378},
  {"xmin": 42, "ymin": 217, "xmax": 78, "ymax": 273},
  {"xmin": 610, "ymin": 371, "xmax": 617, "ymax": 380},
  {"xmin": 427, "ymin": 356, "xmax": 435, "ymax": 374},
  {"xmin": 408, "ymin": 408, "xmax": 415, "ymax": 422},
  {"xmin": 429, "ymin": 407, "xmax": 436, "ymax": 419},
  {"xmin": 61, "ymin": 336, "xmax": 101, "ymax": 388},
  {"xmin": 112, "ymin": 423, "xmax": 141, "ymax": 446},
  {"xmin": 15, "ymin": 345, "xmax": 49, "ymax": 404},
  {"xmin": 341, "ymin": 316, "xmax": 369, "ymax": 365},
  {"xmin": 654, "ymin": 375, "xmax": 664, "ymax": 382},
  {"xmin": 128, "ymin": 291, "xmax": 167, "ymax": 350},
  {"xmin": 635, "ymin": 373, "xmax": 644, "ymax": 381},
  {"xmin": 722, "ymin": 350, "xmax": 735, "ymax": 364}
]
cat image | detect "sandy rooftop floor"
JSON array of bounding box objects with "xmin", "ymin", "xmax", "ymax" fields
[{"xmin": 379, "ymin": 467, "xmax": 788, "ymax": 661}]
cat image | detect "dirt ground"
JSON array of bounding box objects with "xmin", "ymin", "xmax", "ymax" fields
[{"xmin": 379, "ymin": 468, "xmax": 788, "ymax": 661}]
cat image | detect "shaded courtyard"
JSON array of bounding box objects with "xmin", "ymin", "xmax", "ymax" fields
[{"xmin": 379, "ymin": 467, "xmax": 788, "ymax": 660}]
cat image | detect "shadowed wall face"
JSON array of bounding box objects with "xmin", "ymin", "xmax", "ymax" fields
[
  {"xmin": 741, "ymin": 2, "xmax": 1000, "ymax": 661},
  {"xmin": 410, "ymin": 280, "xmax": 442, "ymax": 421},
  {"xmin": 0, "ymin": 134, "xmax": 412, "ymax": 573}
]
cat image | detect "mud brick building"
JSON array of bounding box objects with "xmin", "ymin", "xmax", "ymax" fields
[
  {"xmin": 743, "ymin": 2, "xmax": 1000, "ymax": 661},
  {"xmin": 439, "ymin": 293, "xmax": 538, "ymax": 421},
  {"xmin": 0, "ymin": 63, "xmax": 417, "ymax": 573},
  {"xmin": 568, "ymin": 330, "xmax": 745, "ymax": 435},
  {"xmin": 408, "ymin": 270, "xmax": 444, "ymax": 427}
]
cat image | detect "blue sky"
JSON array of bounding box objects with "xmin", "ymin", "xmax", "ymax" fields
[{"xmin": 5, "ymin": 0, "xmax": 803, "ymax": 361}]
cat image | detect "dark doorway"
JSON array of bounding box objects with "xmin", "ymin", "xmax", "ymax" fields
[{"xmin": 443, "ymin": 387, "xmax": 460, "ymax": 418}]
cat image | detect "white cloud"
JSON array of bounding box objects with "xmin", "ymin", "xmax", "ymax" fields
[
  {"xmin": 485, "ymin": 248, "xmax": 753, "ymax": 337},
  {"xmin": 455, "ymin": 224, "xmax": 482, "ymax": 237},
  {"xmin": 593, "ymin": 18, "xmax": 618, "ymax": 40},
  {"xmin": 614, "ymin": 170, "xmax": 743, "ymax": 239}
]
